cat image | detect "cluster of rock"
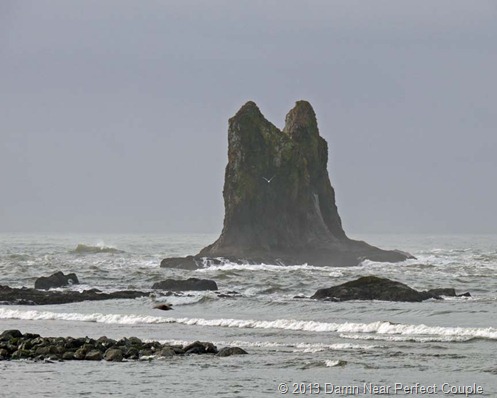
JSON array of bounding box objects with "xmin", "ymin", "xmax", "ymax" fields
[
  {"xmin": 0, "ymin": 330, "xmax": 247, "ymax": 362},
  {"xmin": 2, "ymin": 271, "xmax": 471, "ymax": 305},
  {"xmin": 0, "ymin": 272, "xmax": 231, "ymax": 305},
  {"xmin": 311, "ymin": 276, "xmax": 471, "ymax": 302}
]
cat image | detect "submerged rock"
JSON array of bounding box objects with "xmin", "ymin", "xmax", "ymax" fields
[
  {"xmin": 152, "ymin": 278, "xmax": 218, "ymax": 291},
  {"xmin": 161, "ymin": 101, "xmax": 413, "ymax": 268},
  {"xmin": 311, "ymin": 276, "xmax": 470, "ymax": 302},
  {"xmin": 34, "ymin": 271, "xmax": 79, "ymax": 290}
]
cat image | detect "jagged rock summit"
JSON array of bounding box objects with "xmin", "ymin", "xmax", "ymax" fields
[{"xmin": 161, "ymin": 101, "xmax": 412, "ymax": 269}]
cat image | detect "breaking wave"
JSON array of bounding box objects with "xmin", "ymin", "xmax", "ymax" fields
[
  {"xmin": 339, "ymin": 333, "xmax": 476, "ymax": 343},
  {"xmin": 325, "ymin": 359, "xmax": 347, "ymax": 367},
  {"xmin": 71, "ymin": 244, "xmax": 125, "ymax": 254},
  {"xmin": 196, "ymin": 261, "xmax": 343, "ymax": 275},
  {"xmin": 1, "ymin": 308, "xmax": 496, "ymax": 341}
]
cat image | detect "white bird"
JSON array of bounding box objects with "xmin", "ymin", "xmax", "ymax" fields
[{"xmin": 262, "ymin": 175, "xmax": 276, "ymax": 183}]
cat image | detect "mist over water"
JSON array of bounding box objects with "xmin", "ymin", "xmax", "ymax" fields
[{"xmin": 0, "ymin": 233, "xmax": 496, "ymax": 397}]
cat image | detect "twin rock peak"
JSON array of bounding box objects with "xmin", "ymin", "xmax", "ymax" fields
[{"xmin": 162, "ymin": 101, "xmax": 411, "ymax": 269}]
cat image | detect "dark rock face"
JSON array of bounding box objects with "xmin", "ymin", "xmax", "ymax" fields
[
  {"xmin": 0, "ymin": 285, "xmax": 149, "ymax": 305},
  {"xmin": 152, "ymin": 278, "xmax": 218, "ymax": 291},
  {"xmin": 160, "ymin": 256, "xmax": 199, "ymax": 270},
  {"xmin": 34, "ymin": 271, "xmax": 79, "ymax": 290},
  {"xmin": 311, "ymin": 276, "xmax": 470, "ymax": 302},
  {"xmin": 162, "ymin": 101, "xmax": 412, "ymax": 268},
  {"xmin": 216, "ymin": 347, "xmax": 248, "ymax": 357},
  {"xmin": 0, "ymin": 330, "xmax": 247, "ymax": 362}
]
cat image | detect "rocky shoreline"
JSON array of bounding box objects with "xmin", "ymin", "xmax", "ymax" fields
[{"xmin": 0, "ymin": 330, "xmax": 247, "ymax": 362}]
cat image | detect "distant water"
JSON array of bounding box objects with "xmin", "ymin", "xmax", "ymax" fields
[{"xmin": 0, "ymin": 233, "xmax": 496, "ymax": 397}]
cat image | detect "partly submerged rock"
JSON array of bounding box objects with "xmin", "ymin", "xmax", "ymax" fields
[
  {"xmin": 160, "ymin": 256, "xmax": 199, "ymax": 270},
  {"xmin": 311, "ymin": 276, "xmax": 470, "ymax": 302},
  {"xmin": 161, "ymin": 101, "xmax": 413, "ymax": 268},
  {"xmin": 34, "ymin": 271, "xmax": 79, "ymax": 290},
  {"xmin": 0, "ymin": 284, "xmax": 149, "ymax": 305},
  {"xmin": 152, "ymin": 278, "xmax": 218, "ymax": 291},
  {"xmin": 72, "ymin": 244, "xmax": 124, "ymax": 254},
  {"xmin": 216, "ymin": 347, "xmax": 248, "ymax": 357}
]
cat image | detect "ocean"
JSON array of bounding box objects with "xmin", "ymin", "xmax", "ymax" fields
[{"xmin": 0, "ymin": 233, "xmax": 496, "ymax": 397}]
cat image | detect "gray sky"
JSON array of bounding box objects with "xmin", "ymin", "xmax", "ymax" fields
[{"xmin": 1, "ymin": 1, "xmax": 496, "ymax": 234}]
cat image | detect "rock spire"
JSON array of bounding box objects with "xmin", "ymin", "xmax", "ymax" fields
[{"xmin": 162, "ymin": 101, "xmax": 411, "ymax": 268}]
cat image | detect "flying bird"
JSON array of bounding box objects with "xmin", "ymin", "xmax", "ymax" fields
[{"xmin": 262, "ymin": 175, "xmax": 276, "ymax": 183}]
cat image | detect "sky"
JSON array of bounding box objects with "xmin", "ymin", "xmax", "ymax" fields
[{"xmin": 1, "ymin": 1, "xmax": 496, "ymax": 234}]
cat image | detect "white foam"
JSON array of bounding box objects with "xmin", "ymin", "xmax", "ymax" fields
[
  {"xmin": 199, "ymin": 340, "xmax": 377, "ymax": 352},
  {"xmin": 195, "ymin": 262, "xmax": 339, "ymax": 274},
  {"xmin": 1, "ymin": 309, "xmax": 496, "ymax": 341},
  {"xmin": 72, "ymin": 243, "xmax": 124, "ymax": 254},
  {"xmin": 325, "ymin": 360, "xmax": 342, "ymax": 367},
  {"xmin": 293, "ymin": 342, "xmax": 377, "ymax": 353},
  {"xmin": 339, "ymin": 333, "xmax": 475, "ymax": 343}
]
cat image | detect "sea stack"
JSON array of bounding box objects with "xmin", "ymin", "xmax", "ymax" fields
[{"xmin": 162, "ymin": 101, "xmax": 412, "ymax": 268}]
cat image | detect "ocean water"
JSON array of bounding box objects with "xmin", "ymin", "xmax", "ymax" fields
[{"xmin": 0, "ymin": 233, "xmax": 496, "ymax": 397}]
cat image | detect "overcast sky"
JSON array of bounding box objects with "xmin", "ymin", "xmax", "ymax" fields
[{"xmin": 1, "ymin": 1, "xmax": 496, "ymax": 234}]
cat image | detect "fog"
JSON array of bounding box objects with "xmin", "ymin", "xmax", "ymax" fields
[{"xmin": 1, "ymin": 1, "xmax": 496, "ymax": 234}]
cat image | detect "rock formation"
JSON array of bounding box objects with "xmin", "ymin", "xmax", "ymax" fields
[
  {"xmin": 0, "ymin": 285, "xmax": 149, "ymax": 305},
  {"xmin": 311, "ymin": 276, "xmax": 471, "ymax": 302},
  {"xmin": 0, "ymin": 330, "xmax": 247, "ymax": 361},
  {"xmin": 34, "ymin": 271, "xmax": 79, "ymax": 290},
  {"xmin": 152, "ymin": 278, "xmax": 218, "ymax": 291},
  {"xmin": 161, "ymin": 101, "xmax": 412, "ymax": 269}
]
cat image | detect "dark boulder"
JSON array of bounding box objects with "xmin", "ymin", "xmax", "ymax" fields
[
  {"xmin": 0, "ymin": 329, "xmax": 23, "ymax": 340},
  {"xmin": 152, "ymin": 278, "xmax": 218, "ymax": 291},
  {"xmin": 311, "ymin": 276, "xmax": 467, "ymax": 302},
  {"xmin": 160, "ymin": 256, "xmax": 200, "ymax": 270},
  {"xmin": 0, "ymin": 348, "xmax": 10, "ymax": 359},
  {"xmin": 161, "ymin": 101, "xmax": 413, "ymax": 268},
  {"xmin": 158, "ymin": 347, "xmax": 176, "ymax": 357},
  {"xmin": 216, "ymin": 347, "xmax": 248, "ymax": 357},
  {"xmin": 62, "ymin": 352, "xmax": 75, "ymax": 360},
  {"xmin": 34, "ymin": 271, "xmax": 79, "ymax": 290},
  {"xmin": 425, "ymin": 288, "xmax": 456, "ymax": 297},
  {"xmin": 104, "ymin": 348, "xmax": 123, "ymax": 362},
  {"xmin": 183, "ymin": 341, "xmax": 218, "ymax": 355},
  {"xmin": 85, "ymin": 350, "xmax": 103, "ymax": 361}
]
